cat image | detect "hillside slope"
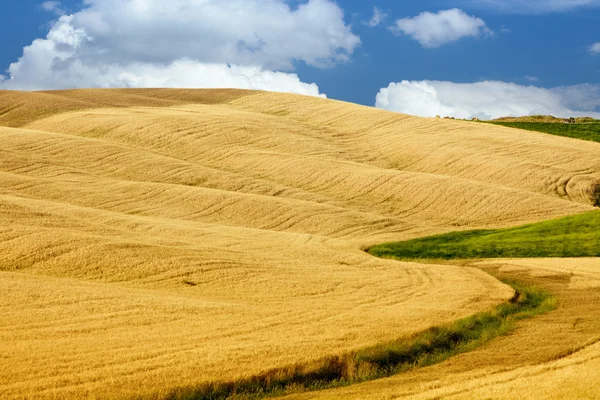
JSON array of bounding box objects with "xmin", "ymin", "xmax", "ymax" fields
[{"xmin": 1, "ymin": 89, "xmax": 599, "ymax": 399}]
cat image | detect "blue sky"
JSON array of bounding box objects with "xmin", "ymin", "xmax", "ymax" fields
[{"xmin": 1, "ymin": 0, "xmax": 599, "ymax": 119}]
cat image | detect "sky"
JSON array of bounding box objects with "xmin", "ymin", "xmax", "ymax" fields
[{"xmin": 1, "ymin": 0, "xmax": 599, "ymax": 119}]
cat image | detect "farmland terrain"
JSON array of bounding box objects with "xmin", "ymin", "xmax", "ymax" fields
[
  {"xmin": 1, "ymin": 89, "xmax": 599, "ymax": 399},
  {"xmin": 485, "ymin": 119, "xmax": 600, "ymax": 145},
  {"xmin": 306, "ymin": 213, "xmax": 600, "ymax": 399},
  {"xmin": 286, "ymin": 258, "xmax": 600, "ymax": 400}
]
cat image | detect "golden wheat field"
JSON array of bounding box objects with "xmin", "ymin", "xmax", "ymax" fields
[
  {"xmin": 1, "ymin": 89, "xmax": 600, "ymax": 399},
  {"xmin": 286, "ymin": 257, "xmax": 600, "ymax": 400}
]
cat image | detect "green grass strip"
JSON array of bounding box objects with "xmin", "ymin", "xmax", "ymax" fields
[
  {"xmin": 369, "ymin": 210, "xmax": 600, "ymax": 261},
  {"xmin": 484, "ymin": 121, "xmax": 600, "ymax": 144},
  {"xmin": 160, "ymin": 281, "xmax": 555, "ymax": 400}
]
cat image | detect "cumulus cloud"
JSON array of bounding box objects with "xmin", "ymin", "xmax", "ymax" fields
[
  {"xmin": 590, "ymin": 42, "xmax": 600, "ymax": 54},
  {"xmin": 525, "ymin": 76, "xmax": 540, "ymax": 82},
  {"xmin": 41, "ymin": 1, "xmax": 65, "ymax": 15},
  {"xmin": 0, "ymin": 57, "xmax": 324, "ymax": 96},
  {"xmin": 366, "ymin": 7, "xmax": 388, "ymax": 27},
  {"xmin": 471, "ymin": 0, "xmax": 600, "ymax": 13},
  {"xmin": 391, "ymin": 9, "xmax": 491, "ymax": 48},
  {"xmin": 375, "ymin": 80, "xmax": 600, "ymax": 120},
  {"xmin": 1, "ymin": 0, "xmax": 360, "ymax": 94}
]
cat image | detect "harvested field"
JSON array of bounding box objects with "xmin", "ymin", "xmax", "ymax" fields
[
  {"xmin": 288, "ymin": 259, "xmax": 600, "ymax": 400},
  {"xmin": 1, "ymin": 89, "xmax": 599, "ymax": 399}
]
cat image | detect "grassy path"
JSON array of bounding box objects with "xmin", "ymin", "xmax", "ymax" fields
[
  {"xmin": 282, "ymin": 264, "xmax": 600, "ymax": 400},
  {"xmin": 161, "ymin": 281, "xmax": 554, "ymax": 400}
]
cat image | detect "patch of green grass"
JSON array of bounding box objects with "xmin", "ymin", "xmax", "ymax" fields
[
  {"xmin": 158, "ymin": 282, "xmax": 555, "ymax": 400},
  {"xmin": 368, "ymin": 210, "xmax": 600, "ymax": 261},
  {"xmin": 485, "ymin": 121, "xmax": 600, "ymax": 144}
]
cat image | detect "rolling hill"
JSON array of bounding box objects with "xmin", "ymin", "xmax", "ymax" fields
[{"xmin": 1, "ymin": 89, "xmax": 599, "ymax": 399}]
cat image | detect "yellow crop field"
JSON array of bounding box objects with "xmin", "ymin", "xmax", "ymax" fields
[
  {"xmin": 1, "ymin": 89, "xmax": 599, "ymax": 399},
  {"xmin": 292, "ymin": 257, "xmax": 600, "ymax": 400}
]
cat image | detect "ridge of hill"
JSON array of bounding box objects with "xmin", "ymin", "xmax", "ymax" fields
[{"xmin": 492, "ymin": 115, "xmax": 598, "ymax": 123}]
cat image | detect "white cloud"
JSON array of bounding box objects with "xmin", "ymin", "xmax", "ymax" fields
[
  {"xmin": 41, "ymin": 1, "xmax": 65, "ymax": 15},
  {"xmin": 590, "ymin": 42, "xmax": 600, "ymax": 54},
  {"xmin": 391, "ymin": 9, "xmax": 492, "ymax": 48},
  {"xmin": 366, "ymin": 7, "xmax": 388, "ymax": 27},
  {"xmin": 1, "ymin": 0, "xmax": 360, "ymax": 94},
  {"xmin": 470, "ymin": 0, "xmax": 600, "ymax": 13},
  {"xmin": 556, "ymin": 83, "xmax": 600, "ymax": 111},
  {"xmin": 525, "ymin": 75, "xmax": 540, "ymax": 82},
  {"xmin": 375, "ymin": 80, "xmax": 600, "ymax": 120},
  {"xmin": 0, "ymin": 57, "xmax": 325, "ymax": 97}
]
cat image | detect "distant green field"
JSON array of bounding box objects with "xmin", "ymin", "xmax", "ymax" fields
[
  {"xmin": 368, "ymin": 211, "xmax": 600, "ymax": 260},
  {"xmin": 486, "ymin": 121, "xmax": 600, "ymax": 144}
]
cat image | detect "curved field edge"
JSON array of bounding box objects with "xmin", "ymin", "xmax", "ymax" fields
[
  {"xmin": 281, "ymin": 261, "xmax": 600, "ymax": 400},
  {"xmin": 149, "ymin": 281, "xmax": 555, "ymax": 400},
  {"xmin": 368, "ymin": 210, "xmax": 600, "ymax": 260}
]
